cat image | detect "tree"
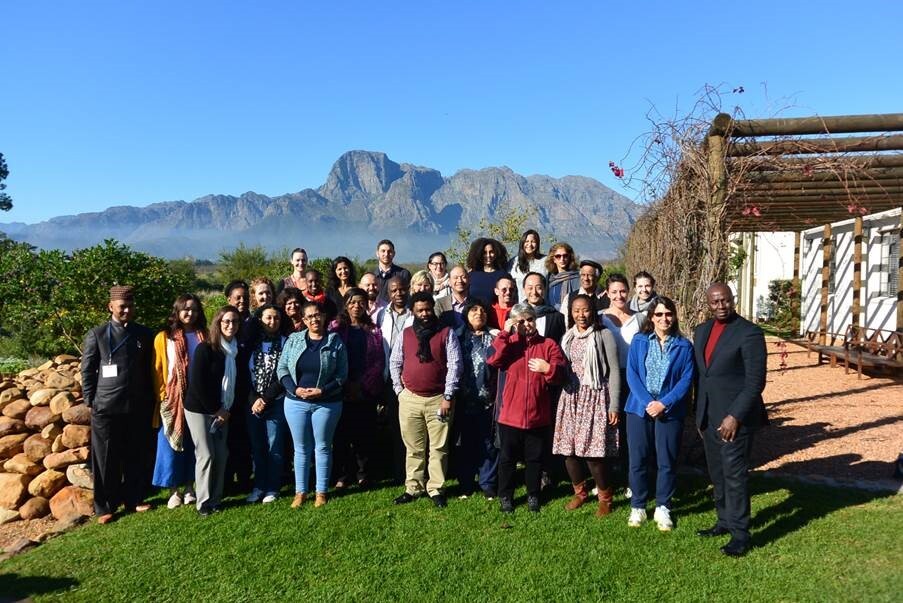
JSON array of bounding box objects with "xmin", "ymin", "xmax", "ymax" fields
[{"xmin": 0, "ymin": 153, "xmax": 12, "ymax": 211}]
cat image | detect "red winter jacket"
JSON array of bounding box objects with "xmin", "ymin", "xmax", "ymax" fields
[{"xmin": 487, "ymin": 330, "xmax": 566, "ymax": 429}]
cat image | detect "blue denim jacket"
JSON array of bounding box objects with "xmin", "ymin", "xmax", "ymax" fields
[
  {"xmin": 625, "ymin": 334, "xmax": 695, "ymax": 418},
  {"xmin": 277, "ymin": 331, "xmax": 348, "ymax": 402}
]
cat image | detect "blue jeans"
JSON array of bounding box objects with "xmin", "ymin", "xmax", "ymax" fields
[
  {"xmin": 283, "ymin": 397, "xmax": 343, "ymax": 494},
  {"xmin": 627, "ymin": 412, "xmax": 683, "ymax": 509},
  {"xmin": 246, "ymin": 398, "xmax": 288, "ymax": 494}
]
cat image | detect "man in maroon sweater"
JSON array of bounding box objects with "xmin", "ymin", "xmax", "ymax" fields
[{"xmin": 389, "ymin": 292, "xmax": 463, "ymax": 508}]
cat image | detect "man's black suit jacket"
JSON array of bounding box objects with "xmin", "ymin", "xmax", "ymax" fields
[
  {"xmin": 693, "ymin": 313, "xmax": 767, "ymax": 431},
  {"xmin": 81, "ymin": 321, "xmax": 155, "ymax": 416}
]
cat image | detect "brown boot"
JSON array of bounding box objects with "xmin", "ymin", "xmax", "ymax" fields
[
  {"xmin": 596, "ymin": 488, "xmax": 614, "ymax": 517},
  {"xmin": 291, "ymin": 493, "xmax": 307, "ymax": 509},
  {"xmin": 565, "ymin": 481, "xmax": 589, "ymax": 511},
  {"xmin": 314, "ymin": 492, "xmax": 328, "ymax": 507}
]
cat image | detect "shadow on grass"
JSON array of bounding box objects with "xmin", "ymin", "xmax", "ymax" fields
[{"xmin": 0, "ymin": 574, "xmax": 78, "ymax": 601}]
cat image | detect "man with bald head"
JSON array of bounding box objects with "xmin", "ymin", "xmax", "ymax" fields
[
  {"xmin": 359, "ymin": 272, "xmax": 385, "ymax": 322},
  {"xmin": 694, "ymin": 282, "xmax": 767, "ymax": 557}
]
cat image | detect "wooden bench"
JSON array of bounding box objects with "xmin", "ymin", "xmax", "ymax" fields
[
  {"xmin": 803, "ymin": 330, "xmax": 847, "ymax": 367},
  {"xmin": 842, "ymin": 326, "xmax": 903, "ymax": 379}
]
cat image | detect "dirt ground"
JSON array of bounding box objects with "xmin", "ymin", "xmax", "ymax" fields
[{"xmin": 3, "ymin": 337, "xmax": 901, "ymax": 550}]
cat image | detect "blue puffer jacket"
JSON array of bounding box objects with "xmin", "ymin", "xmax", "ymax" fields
[
  {"xmin": 625, "ymin": 333, "xmax": 695, "ymax": 418},
  {"xmin": 277, "ymin": 331, "xmax": 348, "ymax": 402}
]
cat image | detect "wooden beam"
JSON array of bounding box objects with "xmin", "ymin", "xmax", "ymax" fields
[
  {"xmin": 852, "ymin": 217, "xmax": 863, "ymax": 331},
  {"xmin": 727, "ymin": 113, "xmax": 903, "ymax": 137},
  {"xmin": 736, "ymin": 187, "xmax": 903, "ymax": 199},
  {"xmin": 819, "ymin": 224, "xmax": 832, "ymax": 345},
  {"xmin": 728, "ymin": 134, "xmax": 903, "ymax": 157},
  {"xmin": 733, "ymin": 153, "xmax": 903, "ymax": 171},
  {"xmin": 742, "ymin": 166, "xmax": 903, "ymax": 183},
  {"xmin": 738, "ymin": 180, "xmax": 903, "ymax": 193},
  {"xmin": 793, "ymin": 231, "xmax": 801, "ymax": 334}
]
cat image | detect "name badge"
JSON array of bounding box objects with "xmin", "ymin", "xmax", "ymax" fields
[{"xmin": 101, "ymin": 364, "xmax": 119, "ymax": 379}]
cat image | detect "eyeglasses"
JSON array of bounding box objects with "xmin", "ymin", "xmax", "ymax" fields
[
  {"xmin": 653, "ymin": 312, "xmax": 674, "ymax": 318},
  {"xmin": 221, "ymin": 319, "xmax": 240, "ymax": 325},
  {"xmin": 553, "ymin": 253, "xmax": 570, "ymax": 259},
  {"xmin": 428, "ymin": 261, "xmax": 446, "ymax": 267},
  {"xmin": 303, "ymin": 314, "xmax": 322, "ymax": 321},
  {"xmin": 515, "ymin": 317, "xmax": 536, "ymax": 324}
]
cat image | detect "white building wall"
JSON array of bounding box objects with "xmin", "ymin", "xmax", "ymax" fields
[
  {"xmin": 732, "ymin": 232, "xmax": 796, "ymax": 321},
  {"xmin": 800, "ymin": 208, "xmax": 900, "ymax": 336}
]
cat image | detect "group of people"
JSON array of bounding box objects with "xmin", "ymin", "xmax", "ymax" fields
[{"xmin": 81, "ymin": 231, "xmax": 767, "ymax": 557}]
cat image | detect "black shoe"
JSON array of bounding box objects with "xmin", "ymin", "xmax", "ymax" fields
[
  {"xmin": 482, "ymin": 488, "xmax": 497, "ymax": 501},
  {"xmin": 527, "ymin": 495, "xmax": 541, "ymax": 513},
  {"xmin": 393, "ymin": 492, "xmax": 416, "ymax": 505},
  {"xmin": 697, "ymin": 525, "xmax": 730, "ymax": 538},
  {"xmin": 197, "ymin": 507, "xmax": 212, "ymax": 518},
  {"xmin": 430, "ymin": 494, "xmax": 448, "ymax": 508},
  {"xmin": 720, "ymin": 538, "xmax": 750, "ymax": 557},
  {"xmin": 500, "ymin": 497, "xmax": 514, "ymax": 514}
]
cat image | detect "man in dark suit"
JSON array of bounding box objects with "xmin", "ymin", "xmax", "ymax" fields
[
  {"xmin": 694, "ymin": 282, "xmax": 767, "ymax": 557},
  {"xmin": 81, "ymin": 285, "xmax": 155, "ymax": 523}
]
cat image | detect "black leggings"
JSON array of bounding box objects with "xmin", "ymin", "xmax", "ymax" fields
[{"xmin": 497, "ymin": 424, "xmax": 546, "ymax": 499}]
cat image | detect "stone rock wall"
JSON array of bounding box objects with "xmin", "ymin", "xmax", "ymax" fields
[{"xmin": 0, "ymin": 355, "xmax": 94, "ymax": 523}]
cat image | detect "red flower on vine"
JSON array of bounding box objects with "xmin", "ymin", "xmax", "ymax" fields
[
  {"xmin": 846, "ymin": 203, "xmax": 868, "ymax": 215},
  {"xmin": 742, "ymin": 204, "xmax": 761, "ymax": 217},
  {"xmin": 608, "ymin": 161, "xmax": 624, "ymax": 178},
  {"xmin": 802, "ymin": 164, "xmax": 814, "ymax": 177}
]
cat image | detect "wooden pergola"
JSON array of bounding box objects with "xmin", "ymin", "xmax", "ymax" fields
[{"xmin": 705, "ymin": 112, "xmax": 903, "ymax": 338}]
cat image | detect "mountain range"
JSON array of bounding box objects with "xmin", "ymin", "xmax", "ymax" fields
[{"xmin": 1, "ymin": 150, "xmax": 643, "ymax": 261}]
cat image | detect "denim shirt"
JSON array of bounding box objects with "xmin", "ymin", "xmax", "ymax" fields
[
  {"xmin": 644, "ymin": 333, "xmax": 673, "ymax": 397},
  {"xmin": 277, "ymin": 331, "xmax": 348, "ymax": 402}
]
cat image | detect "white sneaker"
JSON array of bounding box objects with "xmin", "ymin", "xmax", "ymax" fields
[
  {"xmin": 653, "ymin": 506, "xmax": 673, "ymax": 531},
  {"xmin": 246, "ymin": 488, "xmax": 264, "ymax": 503},
  {"xmin": 627, "ymin": 507, "xmax": 647, "ymax": 527},
  {"xmin": 183, "ymin": 491, "xmax": 197, "ymax": 505},
  {"xmin": 166, "ymin": 492, "xmax": 183, "ymax": 509},
  {"xmin": 261, "ymin": 493, "xmax": 278, "ymax": 504}
]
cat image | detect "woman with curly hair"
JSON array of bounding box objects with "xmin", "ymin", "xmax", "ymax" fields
[
  {"xmin": 508, "ymin": 229, "xmax": 547, "ymax": 301},
  {"xmin": 545, "ymin": 242, "xmax": 580, "ymax": 311},
  {"xmin": 465, "ymin": 237, "xmax": 511, "ymax": 306},
  {"xmin": 152, "ymin": 294, "xmax": 206, "ymax": 509},
  {"xmin": 326, "ymin": 256, "xmax": 358, "ymax": 311}
]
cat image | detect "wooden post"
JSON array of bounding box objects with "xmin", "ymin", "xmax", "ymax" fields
[
  {"xmin": 705, "ymin": 124, "xmax": 729, "ymax": 310},
  {"xmin": 897, "ymin": 209, "xmax": 903, "ymax": 346},
  {"xmin": 792, "ymin": 231, "xmax": 801, "ymax": 335},
  {"xmin": 819, "ymin": 224, "xmax": 832, "ymax": 347},
  {"xmin": 852, "ymin": 217, "xmax": 863, "ymax": 334}
]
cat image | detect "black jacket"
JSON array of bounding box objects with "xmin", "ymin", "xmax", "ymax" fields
[
  {"xmin": 185, "ymin": 342, "xmax": 238, "ymax": 415},
  {"xmin": 693, "ymin": 313, "xmax": 768, "ymax": 430},
  {"xmin": 81, "ymin": 321, "xmax": 154, "ymax": 416}
]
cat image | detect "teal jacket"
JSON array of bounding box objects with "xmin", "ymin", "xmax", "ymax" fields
[{"xmin": 277, "ymin": 331, "xmax": 348, "ymax": 403}]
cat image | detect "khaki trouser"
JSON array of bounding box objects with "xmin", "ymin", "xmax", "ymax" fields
[{"xmin": 398, "ymin": 389, "xmax": 453, "ymax": 497}]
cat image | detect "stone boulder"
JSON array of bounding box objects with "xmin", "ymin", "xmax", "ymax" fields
[
  {"xmin": 1, "ymin": 399, "xmax": 32, "ymax": 420},
  {"xmin": 51, "ymin": 434, "xmax": 66, "ymax": 453},
  {"xmin": 0, "ymin": 434, "xmax": 30, "ymax": 459},
  {"xmin": 27, "ymin": 469, "xmax": 67, "ymax": 498},
  {"xmin": 62, "ymin": 404, "xmax": 91, "ymax": 426},
  {"xmin": 36, "ymin": 360, "xmax": 54, "ymax": 372},
  {"xmin": 0, "ymin": 388, "xmax": 25, "ymax": 406},
  {"xmin": 0, "ymin": 417, "xmax": 27, "ymax": 437},
  {"xmin": 24, "ymin": 406, "xmax": 60, "ymax": 431},
  {"xmin": 61, "ymin": 425, "xmax": 91, "ymax": 449},
  {"xmin": 3, "ymin": 453, "xmax": 43, "ymax": 476},
  {"xmin": 53, "ymin": 354, "xmax": 79, "ymax": 365},
  {"xmin": 23, "ymin": 434, "xmax": 53, "ymax": 462},
  {"xmin": 28, "ymin": 389, "xmax": 58, "ymax": 407},
  {"xmin": 49, "ymin": 392, "xmax": 77, "ymax": 415},
  {"xmin": 17, "ymin": 368, "xmax": 39, "ymax": 379},
  {"xmin": 41, "ymin": 423, "xmax": 63, "ymax": 440},
  {"xmin": 43, "ymin": 447, "xmax": 88, "ymax": 470},
  {"xmin": 19, "ymin": 496, "xmax": 50, "ymax": 520},
  {"xmin": 45, "ymin": 372, "xmax": 77, "ymax": 390},
  {"xmin": 0, "ymin": 473, "xmax": 31, "ymax": 509},
  {"xmin": 49, "ymin": 486, "xmax": 94, "ymax": 520},
  {"xmin": 66, "ymin": 463, "xmax": 94, "ymax": 490},
  {"xmin": 0, "ymin": 508, "xmax": 20, "ymax": 524}
]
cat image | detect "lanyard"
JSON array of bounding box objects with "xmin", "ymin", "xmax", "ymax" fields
[{"xmin": 107, "ymin": 323, "xmax": 130, "ymax": 364}]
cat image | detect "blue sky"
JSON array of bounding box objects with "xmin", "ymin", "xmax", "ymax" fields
[{"xmin": 2, "ymin": 1, "xmax": 902, "ymax": 224}]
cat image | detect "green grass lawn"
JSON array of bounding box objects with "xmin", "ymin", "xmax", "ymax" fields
[{"xmin": 1, "ymin": 476, "xmax": 900, "ymax": 602}]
